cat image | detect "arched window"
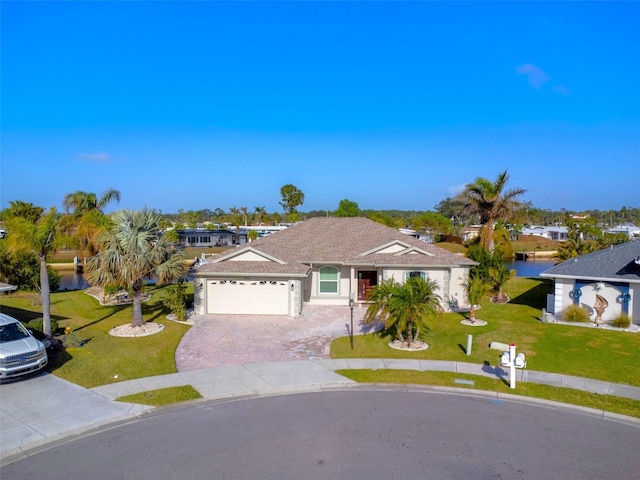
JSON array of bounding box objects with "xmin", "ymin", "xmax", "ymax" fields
[{"xmin": 319, "ymin": 267, "xmax": 339, "ymax": 294}]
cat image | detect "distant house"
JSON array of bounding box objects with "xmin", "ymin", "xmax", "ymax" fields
[
  {"xmin": 176, "ymin": 228, "xmax": 248, "ymax": 247},
  {"xmin": 520, "ymin": 226, "xmax": 568, "ymax": 242},
  {"xmin": 194, "ymin": 217, "xmax": 476, "ymax": 316},
  {"xmin": 540, "ymin": 242, "xmax": 640, "ymax": 325}
]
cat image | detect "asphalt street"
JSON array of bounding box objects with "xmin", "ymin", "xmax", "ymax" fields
[{"xmin": 3, "ymin": 388, "xmax": 639, "ymax": 480}]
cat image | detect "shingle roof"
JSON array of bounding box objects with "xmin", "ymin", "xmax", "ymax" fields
[
  {"xmin": 540, "ymin": 241, "xmax": 640, "ymax": 283},
  {"xmin": 197, "ymin": 217, "xmax": 475, "ymax": 276}
]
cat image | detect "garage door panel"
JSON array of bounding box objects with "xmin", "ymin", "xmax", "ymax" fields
[{"xmin": 207, "ymin": 279, "xmax": 289, "ymax": 315}]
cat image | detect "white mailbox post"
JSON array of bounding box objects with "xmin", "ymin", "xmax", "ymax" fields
[{"xmin": 500, "ymin": 343, "xmax": 526, "ymax": 389}]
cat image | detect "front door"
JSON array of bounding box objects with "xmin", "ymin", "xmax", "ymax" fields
[{"xmin": 358, "ymin": 271, "xmax": 378, "ymax": 301}]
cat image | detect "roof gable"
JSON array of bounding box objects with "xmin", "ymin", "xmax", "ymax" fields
[
  {"xmin": 360, "ymin": 240, "xmax": 413, "ymax": 255},
  {"xmin": 212, "ymin": 247, "xmax": 286, "ymax": 265}
]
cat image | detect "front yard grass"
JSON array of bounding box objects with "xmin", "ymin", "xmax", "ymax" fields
[
  {"xmin": 331, "ymin": 277, "xmax": 640, "ymax": 388},
  {"xmin": 0, "ymin": 284, "xmax": 193, "ymax": 388}
]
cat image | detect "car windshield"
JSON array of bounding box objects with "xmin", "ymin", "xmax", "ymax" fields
[{"xmin": 0, "ymin": 322, "xmax": 31, "ymax": 343}]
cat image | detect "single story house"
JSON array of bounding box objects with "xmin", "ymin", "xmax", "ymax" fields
[
  {"xmin": 194, "ymin": 217, "xmax": 477, "ymax": 316},
  {"xmin": 176, "ymin": 228, "xmax": 248, "ymax": 247},
  {"xmin": 540, "ymin": 241, "xmax": 640, "ymax": 325}
]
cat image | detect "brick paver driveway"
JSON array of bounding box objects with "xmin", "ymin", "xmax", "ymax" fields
[{"xmin": 176, "ymin": 305, "xmax": 374, "ymax": 371}]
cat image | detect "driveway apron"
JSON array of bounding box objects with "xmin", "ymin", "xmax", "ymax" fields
[{"xmin": 176, "ymin": 305, "xmax": 371, "ymax": 371}]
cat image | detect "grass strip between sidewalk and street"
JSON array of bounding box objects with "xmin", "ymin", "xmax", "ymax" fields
[
  {"xmin": 117, "ymin": 385, "xmax": 202, "ymax": 407},
  {"xmin": 337, "ymin": 369, "xmax": 640, "ymax": 419}
]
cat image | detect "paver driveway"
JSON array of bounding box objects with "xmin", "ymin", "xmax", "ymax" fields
[{"xmin": 176, "ymin": 305, "xmax": 373, "ymax": 371}]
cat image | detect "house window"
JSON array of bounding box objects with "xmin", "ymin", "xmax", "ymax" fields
[
  {"xmin": 406, "ymin": 271, "xmax": 426, "ymax": 281},
  {"xmin": 319, "ymin": 267, "xmax": 339, "ymax": 294}
]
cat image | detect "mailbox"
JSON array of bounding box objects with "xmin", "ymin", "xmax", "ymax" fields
[
  {"xmin": 515, "ymin": 353, "xmax": 526, "ymax": 368},
  {"xmin": 501, "ymin": 351, "xmax": 511, "ymax": 366}
]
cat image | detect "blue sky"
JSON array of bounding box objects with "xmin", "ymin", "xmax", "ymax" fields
[{"xmin": 2, "ymin": 1, "xmax": 638, "ymax": 215}]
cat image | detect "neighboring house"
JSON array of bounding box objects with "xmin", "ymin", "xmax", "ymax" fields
[
  {"xmin": 540, "ymin": 241, "xmax": 640, "ymax": 325},
  {"xmin": 459, "ymin": 226, "xmax": 482, "ymax": 243},
  {"xmin": 176, "ymin": 228, "xmax": 248, "ymax": 247},
  {"xmin": 606, "ymin": 224, "xmax": 640, "ymax": 240},
  {"xmin": 520, "ymin": 225, "xmax": 568, "ymax": 242},
  {"xmin": 194, "ymin": 217, "xmax": 476, "ymax": 316}
]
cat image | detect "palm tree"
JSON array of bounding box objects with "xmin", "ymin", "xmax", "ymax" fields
[
  {"xmin": 463, "ymin": 170, "xmax": 526, "ymax": 252},
  {"xmin": 86, "ymin": 209, "xmax": 185, "ymax": 328},
  {"xmin": 489, "ymin": 264, "xmax": 513, "ymax": 303},
  {"xmin": 364, "ymin": 277, "xmax": 442, "ymax": 347},
  {"xmin": 254, "ymin": 206, "xmax": 267, "ymax": 225},
  {"xmin": 63, "ymin": 188, "xmax": 121, "ymax": 215},
  {"xmin": 462, "ymin": 275, "xmax": 491, "ymax": 324},
  {"xmin": 63, "ymin": 188, "xmax": 121, "ymax": 258},
  {"xmin": 3, "ymin": 208, "xmax": 61, "ymax": 336}
]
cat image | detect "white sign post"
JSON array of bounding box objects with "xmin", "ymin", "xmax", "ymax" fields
[{"xmin": 500, "ymin": 343, "xmax": 526, "ymax": 389}]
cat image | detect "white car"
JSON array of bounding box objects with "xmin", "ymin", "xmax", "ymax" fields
[{"xmin": 0, "ymin": 313, "xmax": 48, "ymax": 380}]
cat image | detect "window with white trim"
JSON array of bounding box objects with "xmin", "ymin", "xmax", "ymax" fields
[
  {"xmin": 406, "ymin": 271, "xmax": 426, "ymax": 281},
  {"xmin": 319, "ymin": 267, "xmax": 339, "ymax": 294}
]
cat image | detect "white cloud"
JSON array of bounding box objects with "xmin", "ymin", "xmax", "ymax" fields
[
  {"xmin": 516, "ymin": 63, "xmax": 550, "ymax": 88},
  {"xmin": 77, "ymin": 152, "xmax": 111, "ymax": 163}
]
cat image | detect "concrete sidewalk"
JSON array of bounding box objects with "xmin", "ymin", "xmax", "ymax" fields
[{"xmin": 3, "ymin": 359, "xmax": 640, "ymax": 462}]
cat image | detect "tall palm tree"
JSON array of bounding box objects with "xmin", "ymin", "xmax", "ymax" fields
[
  {"xmin": 86, "ymin": 209, "xmax": 185, "ymax": 328},
  {"xmin": 463, "ymin": 170, "xmax": 526, "ymax": 252},
  {"xmin": 364, "ymin": 277, "xmax": 442, "ymax": 347},
  {"xmin": 63, "ymin": 188, "xmax": 121, "ymax": 215},
  {"xmin": 4, "ymin": 208, "xmax": 61, "ymax": 336}
]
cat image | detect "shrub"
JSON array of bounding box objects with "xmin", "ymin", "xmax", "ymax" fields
[
  {"xmin": 26, "ymin": 317, "xmax": 59, "ymax": 337},
  {"xmin": 560, "ymin": 304, "xmax": 590, "ymax": 323},
  {"xmin": 610, "ymin": 314, "xmax": 631, "ymax": 329},
  {"xmin": 163, "ymin": 280, "xmax": 188, "ymax": 321}
]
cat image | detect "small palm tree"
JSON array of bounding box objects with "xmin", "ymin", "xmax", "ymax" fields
[
  {"xmin": 87, "ymin": 209, "xmax": 185, "ymax": 328},
  {"xmin": 489, "ymin": 264, "xmax": 513, "ymax": 303},
  {"xmin": 462, "ymin": 275, "xmax": 491, "ymax": 323},
  {"xmin": 364, "ymin": 277, "xmax": 442, "ymax": 347}
]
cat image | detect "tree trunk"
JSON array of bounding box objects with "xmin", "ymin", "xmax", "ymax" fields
[
  {"xmin": 131, "ymin": 281, "xmax": 144, "ymax": 328},
  {"xmin": 40, "ymin": 255, "xmax": 52, "ymax": 336},
  {"xmin": 469, "ymin": 306, "xmax": 477, "ymax": 323}
]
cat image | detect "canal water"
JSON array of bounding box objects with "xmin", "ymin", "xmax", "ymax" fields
[{"xmin": 505, "ymin": 259, "xmax": 556, "ymax": 277}]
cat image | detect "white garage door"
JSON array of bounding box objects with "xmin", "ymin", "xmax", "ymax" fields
[{"xmin": 206, "ymin": 279, "xmax": 289, "ymax": 315}]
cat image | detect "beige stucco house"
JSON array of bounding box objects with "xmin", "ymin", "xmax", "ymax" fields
[{"xmin": 194, "ymin": 217, "xmax": 476, "ymax": 316}]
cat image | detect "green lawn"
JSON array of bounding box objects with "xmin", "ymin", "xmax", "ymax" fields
[
  {"xmin": 117, "ymin": 385, "xmax": 202, "ymax": 406},
  {"xmin": 331, "ymin": 277, "xmax": 640, "ymax": 387},
  {"xmin": 0, "ymin": 285, "xmax": 193, "ymax": 388}
]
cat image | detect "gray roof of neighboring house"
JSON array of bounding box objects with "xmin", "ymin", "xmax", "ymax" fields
[
  {"xmin": 196, "ymin": 217, "xmax": 475, "ymax": 277},
  {"xmin": 540, "ymin": 241, "xmax": 640, "ymax": 283}
]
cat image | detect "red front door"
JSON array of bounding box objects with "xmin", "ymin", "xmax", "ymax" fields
[{"xmin": 358, "ymin": 271, "xmax": 378, "ymax": 301}]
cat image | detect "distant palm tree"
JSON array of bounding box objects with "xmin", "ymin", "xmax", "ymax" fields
[
  {"xmin": 63, "ymin": 188, "xmax": 121, "ymax": 258},
  {"xmin": 463, "ymin": 170, "xmax": 526, "ymax": 252},
  {"xmin": 4, "ymin": 209, "xmax": 62, "ymax": 336},
  {"xmin": 87, "ymin": 209, "xmax": 185, "ymax": 328},
  {"xmin": 364, "ymin": 277, "xmax": 442, "ymax": 347},
  {"xmin": 63, "ymin": 188, "xmax": 121, "ymax": 215},
  {"xmin": 254, "ymin": 206, "xmax": 267, "ymax": 225}
]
